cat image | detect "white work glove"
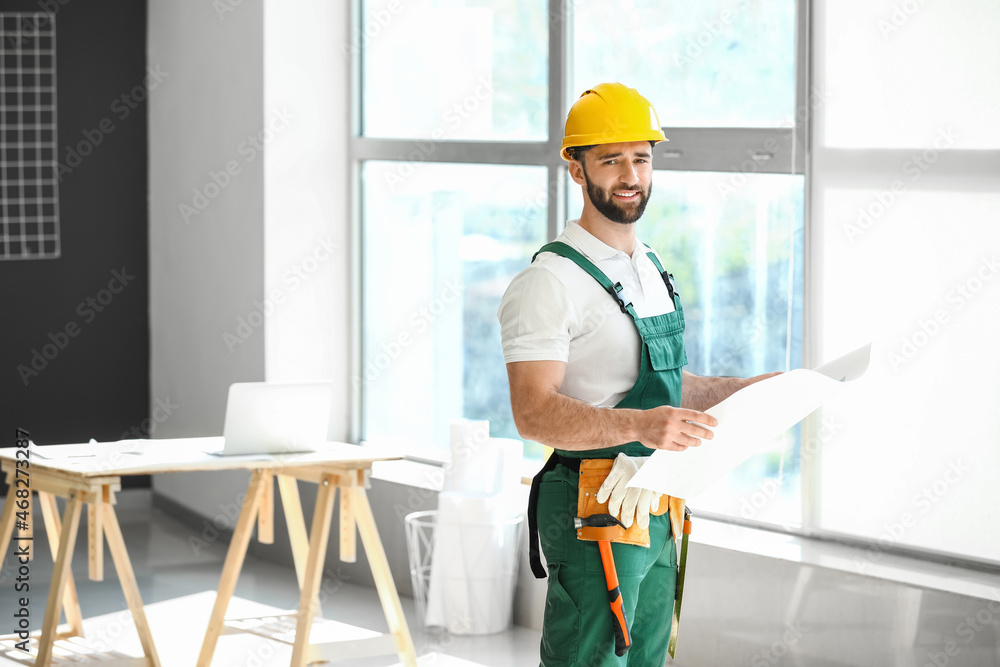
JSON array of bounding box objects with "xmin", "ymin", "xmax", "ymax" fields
[{"xmin": 596, "ymin": 452, "xmax": 660, "ymax": 530}]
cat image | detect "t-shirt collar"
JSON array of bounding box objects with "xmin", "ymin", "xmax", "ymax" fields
[{"xmin": 564, "ymin": 219, "xmax": 641, "ymax": 261}]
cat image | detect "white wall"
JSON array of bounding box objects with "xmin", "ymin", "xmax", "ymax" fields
[
  {"xmin": 262, "ymin": 0, "xmax": 351, "ymax": 438},
  {"xmin": 148, "ymin": 0, "xmax": 266, "ymax": 436},
  {"xmin": 148, "ymin": 0, "xmax": 351, "ymax": 514},
  {"xmin": 148, "ymin": 0, "xmax": 267, "ymax": 512}
]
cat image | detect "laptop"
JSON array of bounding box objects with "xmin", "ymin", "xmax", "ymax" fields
[{"xmin": 208, "ymin": 381, "xmax": 334, "ymax": 456}]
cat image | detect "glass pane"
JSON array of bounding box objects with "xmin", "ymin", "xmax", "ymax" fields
[
  {"xmin": 567, "ymin": 170, "xmax": 805, "ymax": 526},
  {"xmin": 361, "ymin": 162, "xmax": 548, "ymax": 457},
  {"xmin": 820, "ymin": 0, "xmax": 1000, "ymax": 149},
  {"xmin": 815, "ymin": 184, "xmax": 1000, "ymax": 564},
  {"xmin": 572, "ymin": 0, "xmax": 797, "ymax": 128},
  {"xmin": 361, "ymin": 0, "xmax": 547, "ymax": 140}
]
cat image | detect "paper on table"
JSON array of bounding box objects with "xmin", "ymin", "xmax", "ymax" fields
[
  {"xmin": 28, "ymin": 440, "xmax": 146, "ymax": 460},
  {"xmin": 626, "ymin": 343, "xmax": 872, "ymax": 498}
]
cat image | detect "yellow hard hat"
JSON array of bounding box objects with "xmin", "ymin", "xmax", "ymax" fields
[{"xmin": 560, "ymin": 82, "xmax": 667, "ymax": 161}]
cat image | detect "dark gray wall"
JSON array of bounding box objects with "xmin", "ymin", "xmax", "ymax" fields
[{"xmin": 0, "ymin": 1, "xmax": 150, "ymax": 486}]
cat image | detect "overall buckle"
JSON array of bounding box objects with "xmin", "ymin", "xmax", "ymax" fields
[{"xmin": 606, "ymin": 282, "xmax": 630, "ymax": 314}]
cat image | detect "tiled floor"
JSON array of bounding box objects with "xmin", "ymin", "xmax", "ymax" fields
[
  {"xmin": 4, "ymin": 490, "xmax": 1000, "ymax": 666},
  {"xmin": 0, "ymin": 490, "xmax": 540, "ymax": 666}
]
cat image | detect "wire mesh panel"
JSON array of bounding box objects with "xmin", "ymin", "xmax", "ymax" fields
[
  {"xmin": 405, "ymin": 510, "xmax": 437, "ymax": 628},
  {"xmin": 0, "ymin": 12, "xmax": 60, "ymax": 261},
  {"xmin": 405, "ymin": 508, "xmax": 524, "ymax": 634}
]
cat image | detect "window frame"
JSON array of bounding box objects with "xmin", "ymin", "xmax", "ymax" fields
[
  {"xmin": 348, "ymin": 0, "xmax": 815, "ymax": 522},
  {"xmin": 348, "ymin": 0, "xmax": 1000, "ymax": 575}
]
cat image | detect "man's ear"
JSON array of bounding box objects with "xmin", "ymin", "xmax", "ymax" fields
[{"xmin": 568, "ymin": 159, "xmax": 587, "ymax": 186}]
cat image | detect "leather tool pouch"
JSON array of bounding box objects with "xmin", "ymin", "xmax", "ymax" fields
[{"xmin": 576, "ymin": 458, "xmax": 673, "ymax": 548}]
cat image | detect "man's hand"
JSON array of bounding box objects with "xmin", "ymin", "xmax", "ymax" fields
[
  {"xmin": 636, "ymin": 406, "xmax": 717, "ymax": 451},
  {"xmin": 745, "ymin": 371, "xmax": 783, "ymax": 387},
  {"xmin": 596, "ymin": 453, "xmax": 660, "ymax": 529},
  {"xmin": 683, "ymin": 370, "xmax": 785, "ymax": 411}
]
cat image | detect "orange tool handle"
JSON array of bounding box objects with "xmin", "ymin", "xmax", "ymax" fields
[{"xmin": 598, "ymin": 540, "xmax": 632, "ymax": 656}]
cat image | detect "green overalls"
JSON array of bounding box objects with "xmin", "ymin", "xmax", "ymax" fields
[{"xmin": 526, "ymin": 241, "xmax": 687, "ymax": 667}]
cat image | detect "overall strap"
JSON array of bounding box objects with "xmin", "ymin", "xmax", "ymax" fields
[
  {"xmin": 534, "ymin": 241, "xmax": 638, "ymax": 318},
  {"xmin": 527, "ymin": 452, "xmax": 581, "ymax": 578},
  {"xmin": 645, "ymin": 250, "xmax": 664, "ymax": 272},
  {"xmin": 644, "ymin": 249, "xmax": 680, "ymax": 304}
]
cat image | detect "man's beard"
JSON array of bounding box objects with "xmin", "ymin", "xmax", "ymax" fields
[{"xmin": 584, "ymin": 173, "xmax": 652, "ymax": 225}]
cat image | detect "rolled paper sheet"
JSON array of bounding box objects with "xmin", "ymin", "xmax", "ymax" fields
[
  {"xmin": 426, "ymin": 492, "xmax": 522, "ymax": 634},
  {"xmin": 628, "ymin": 343, "xmax": 873, "ymax": 498},
  {"xmin": 428, "ymin": 421, "xmax": 524, "ymax": 632},
  {"xmin": 486, "ymin": 437, "xmax": 524, "ymax": 495},
  {"xmin": 445, "ymin": 419, "xmax": 491, "ymax": 493}
]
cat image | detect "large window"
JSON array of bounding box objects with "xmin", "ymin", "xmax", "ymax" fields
[
  {"xmin": 361, "ymin": 0, "xmax": 547, "ymax": 140},
  {"xmin": 360, "ymin": 162, "xmax": 548, "ymax": 458},
  {"xmin": 572, "ymin": 0, "xmax": 797, "ymax": 128},
  {"xmin": 353, "ymin": 1, "xmax": 808, "ymax": 526},
  {"xmin": 809, "ymin": 0, "xmax": 1000, "ymax": 566}
]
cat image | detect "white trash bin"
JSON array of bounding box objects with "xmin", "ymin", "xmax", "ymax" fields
[{"xmin": 405, "ymin": 509, "xmax": 523, "ymax": 634}]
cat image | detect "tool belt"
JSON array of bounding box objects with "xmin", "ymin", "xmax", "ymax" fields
[
  {"xmin": 576, "ymin": 457, "xmax": 684, "ymax": 548},
  {"xmin": 528, "ymin": 453, "xmax": 685, "ymax": 577}
]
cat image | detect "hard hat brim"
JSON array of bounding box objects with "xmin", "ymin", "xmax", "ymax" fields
[{"xmin": 561, "ymin": 132, "xmax": 668, "ymax": 162}]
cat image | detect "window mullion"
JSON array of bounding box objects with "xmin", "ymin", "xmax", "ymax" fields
[{"xmin": 548, "ymin": 0, "xmax": 569, "ymax": 240}]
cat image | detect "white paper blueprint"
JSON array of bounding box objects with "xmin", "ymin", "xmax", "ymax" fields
[{"xmin": 626, "ymin": 343, "xmax": 872, "ymax": 498}]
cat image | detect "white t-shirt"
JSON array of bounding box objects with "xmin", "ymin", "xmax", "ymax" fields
[{"xmin": 497, "ymin": 220, "xmax": 677, "ymax": 408}]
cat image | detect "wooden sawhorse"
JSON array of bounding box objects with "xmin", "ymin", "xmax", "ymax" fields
[
  {"xmin": 196, "ymin": 465, "xmax": 417, "ymax": 666},
  {"xmin": 0, "ymin": 463, "xmax": 160, "ymax": 666}
]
